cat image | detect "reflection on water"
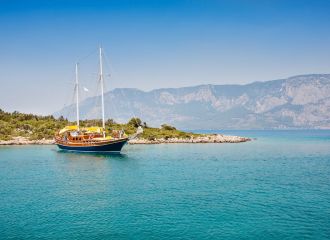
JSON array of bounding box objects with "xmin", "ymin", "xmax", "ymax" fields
[{"xmin": 55, "ymin": 149, "xmax": 129, "ymax": 160}]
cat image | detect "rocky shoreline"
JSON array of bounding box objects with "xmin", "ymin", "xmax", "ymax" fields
[
  {"xmin": 0, "ymin": 137, "xmax": 55, "ymax": 145},
  {"xmin": 129, "ymin": 134, "xmax": 250, "ymax": 144},
  {"xmin": 0, "ymin": 135, "xmax": 250, "ymax": 145}
]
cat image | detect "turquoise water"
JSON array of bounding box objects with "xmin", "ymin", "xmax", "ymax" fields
[{"xmin": 0, "ymin": 130, "xmax": 329, "ymax": 239}]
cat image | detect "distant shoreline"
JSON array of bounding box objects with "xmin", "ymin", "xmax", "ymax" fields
[{"xmin": 0, "ymin": 135, "xmax": 251, "ymax": 145}]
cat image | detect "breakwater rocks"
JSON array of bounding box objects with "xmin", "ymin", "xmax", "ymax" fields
[
  {"xmin": 128, "ymin": 134, "xmax": 251, "ymax": 144},
  {"xmin": 0, "ymin": 135, "xmax": 251, "ymax": 145}
]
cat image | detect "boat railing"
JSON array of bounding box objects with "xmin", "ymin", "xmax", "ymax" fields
[{"xmin": 55, "ymin": 135, "xmax": 125, "ymax": 145}]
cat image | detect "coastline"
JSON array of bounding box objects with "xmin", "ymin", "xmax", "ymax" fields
[
  {"xmin": 129, "ymin": 134, "xmax": 250, "ymax": 144},
  {"xmin": 0, "ymin": 135, "xmax": 251, "ymax": 145},
  {"xmin": 0, "ymin": 137, "xmax": 55, "ymax": 145}
]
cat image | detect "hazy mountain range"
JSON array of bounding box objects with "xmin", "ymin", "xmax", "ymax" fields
[{"xmin": 54, "ymin": 74, "xmax": 330, "ymax": 129}]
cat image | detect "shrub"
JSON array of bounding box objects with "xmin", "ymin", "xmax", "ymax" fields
[
  {"xmin": 161, "ymin": 124, "xmax": 176, "ymax": 131},
  {"xmin": 128, "ymin": 117, "xmax": 142, "ymax": 127},
  {"xmin": 147, "ymin": 135, "xmax": 156, "ymax": 141},
  {"xmin": 0, "ymin": 109, "xmax": 201, "ymax": 141}
]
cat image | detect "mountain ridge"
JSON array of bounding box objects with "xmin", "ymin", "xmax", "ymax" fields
[{"xmin": 54, "ymin": 74, "xmax": 330, "ymax": 129}]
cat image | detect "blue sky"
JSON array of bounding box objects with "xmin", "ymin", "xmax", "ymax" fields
[{"xmin": 0, "ymin": 0, "xmax": 330, "ymax": 114}]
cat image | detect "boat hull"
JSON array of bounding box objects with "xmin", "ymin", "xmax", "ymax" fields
[{"xmin": 56, "ymin": 138, "xmax": 128, "ymax": 153}]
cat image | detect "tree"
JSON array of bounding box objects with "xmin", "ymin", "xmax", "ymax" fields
[
  {"xmin": 106, "ymin": 119, "xmax": 116, "ymax": 126},
  {"xmin": 143, "ymin": 122, "xmax": 148, "ymax": 128},
  {"xmin": 161, "ymin": 124, "xmax": 176, "ymax": 131},
  {"xmin": 128, "ymin": 117, "xmax": 142, "ymax": 127}
]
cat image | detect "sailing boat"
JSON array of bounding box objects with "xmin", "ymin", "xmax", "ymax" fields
[{"xmin": 55, "ymin": 47, "xmax": 138, "ymax": 153}]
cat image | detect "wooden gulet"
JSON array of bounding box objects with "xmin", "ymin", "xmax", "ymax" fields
[{"xmin": 55, "ymin": 47, "xmax": 136, "ymax": 153}]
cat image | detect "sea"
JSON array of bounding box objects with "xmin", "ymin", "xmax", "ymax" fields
[{"xmin": 0, "ymin": 130, "xmax": 329, "ymax": 239}]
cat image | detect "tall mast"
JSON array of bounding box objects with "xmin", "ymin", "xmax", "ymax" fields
[
  {"xmin": 75, "ymin": 62, "xmax": 80, "ymax": 130},
  {"xmin": 99, "ymin": 47, "xmax": 106, "ymax": 137}
]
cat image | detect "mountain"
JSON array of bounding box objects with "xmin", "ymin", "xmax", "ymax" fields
[{"xmin": 54, "ymin": 74, "xmax": 330, "ymax": 129}]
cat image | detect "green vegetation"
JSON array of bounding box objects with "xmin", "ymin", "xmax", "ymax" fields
[
  {"xmin": 0, "ymin": 109, "xmax": 200, "ymax": 141},
  {"xmin": 161, "ymin": 124, "xmax": 176, "ymax": 131},
  {"xmin": 0, "ymin": 109, "xmax": 68, "ymax": 140}
]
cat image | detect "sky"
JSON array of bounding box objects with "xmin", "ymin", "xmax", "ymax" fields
[{"xmin": 0, "ymin": 0, "xmax": 330, "ymax": 115}]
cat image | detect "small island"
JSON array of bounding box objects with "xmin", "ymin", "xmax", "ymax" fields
[{"xmin": 0, "ymin": 109, "xmax": 250, "ymax": 145}]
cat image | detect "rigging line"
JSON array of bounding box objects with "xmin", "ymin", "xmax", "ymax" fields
[
  {"xmin": 61, "ymin": 83, "xmax": 76, "ymax": 122},
  {"xmin": 58, "ymin": 66, "xmax": 79, "ymax": 88},
  {"xmin": 103, "ymin": 49, "xmax": 119, "ymax": 96},
  {"xmin": 59, "ymin": 73, "xmax": 76, "ymax": 120},
  {"xmin": 102, "ymin": 70, "xmax": 125, "ymax": 124},
  {"xmin": 91, "ymin": 77, "xmax": 102, "ymax": 127},
  {"xmin": 101, "ymin": 50, "xmax": 111, "ymax": 97},
  {"xmin": 60, "ymin": 70, "xmax": 76, "ymax": 106},
  {"xmin": 103, "ymin": 49, "xmax": 140, "ymax": 126},
  {"xmin": 102, "ymin": 49, "xmax": 117, "ymax": 123},
  {"xmin": 100, "ymin": 68, "xmax": 120, "ymax": 124},
  {"xmin": 57, "ymin": 49, "xmax": 96, "ymax": 123},
  {"xmin": 102, "ymin": 49, "xmax": 115, "ymax": 78},
  {"xmin": 77, "ymin": 48, "xmax": 98, "ymax": 63},
  {"xmin": 80, "ymin": 72, "xmax": 101, "ymax": 126},
  {"xmin": 105, "ymin": 90, "xmax": 115, "ymax": 122},
  {"xmin": 61, "ymin": 83, "xmax": 74, "ymax": 108},
  {"xmin": 79, "ymin": 55, "xmax": 102, "ymax": 127},
  {"xmin": 119, "ymin": 88, "xmax": 141, "ymax": 127}
]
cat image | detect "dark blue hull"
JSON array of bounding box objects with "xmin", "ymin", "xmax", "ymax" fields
[{"xmin": 56, "ymin": 139, "xmax": 128, "ymax": 153}]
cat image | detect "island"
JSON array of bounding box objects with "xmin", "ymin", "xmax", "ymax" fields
[{"xmin": 0, "ymin": 109, "xmax": 250, "ymax": 145}]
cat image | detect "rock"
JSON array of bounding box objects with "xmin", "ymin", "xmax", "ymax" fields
[
  {"xmin": 0, "ymin": 135, "xmax": 250, "ymax": 145},
  {"xmin": 128, "ymin": 134, "xmax": 251, "ymax": 144},
  {"xmin": 0, "ymin": 137, "xmax": 55, "ymax": 145}
]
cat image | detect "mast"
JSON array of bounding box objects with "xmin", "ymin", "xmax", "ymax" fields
[
  {"xmin": 99, "ymin": 47, "xmax": 106, "ymax": 137},
  {"xmin": 75, "ymin": 62, "xmax": 80, "ymax": 130}
]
